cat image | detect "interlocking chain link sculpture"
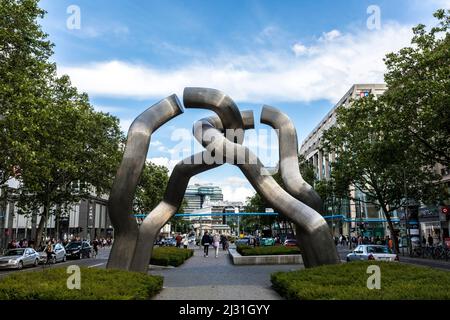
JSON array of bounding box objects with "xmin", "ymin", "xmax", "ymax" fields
[{"xmin": 106, "ymin": 88, "xmax": 339, "ymax": 272}]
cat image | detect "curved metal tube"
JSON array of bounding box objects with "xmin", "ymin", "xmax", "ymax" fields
[
  {"xmin": 184, "ymin": 87, "xmax": 245, "ymax": 144},
  {"xmin": 260, "ymin": 105, "xmax": 323, "ymax": 213},
  {"xmin": 129, "ymin": 88, "xmax": 251, "ymax": 272},
  {"xmin": 193, "ymin": 119, "xmax": 339, "ymax": 267},
  {"xmin": 130, "ymin": 115, "xmax": 254, "ymax": 272},
  {"xmin": 107, "ymin": 95, "xmax": 184, "ymax": 271}
]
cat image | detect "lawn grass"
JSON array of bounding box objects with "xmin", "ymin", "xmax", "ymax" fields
[
  {"xmin": 150, "ymin": 247, "xmax": 194, "ymax": 267},
  {"xmin": 271, "ymin": 261, "xmax": 450, "ymax": 300},
  {"xmin": 236, "ymin": 245, "xmax": 301, "ymax": 256},
  {"xmin": 0, "ymin": 267, "xmax": 163, "ymax": 300}
]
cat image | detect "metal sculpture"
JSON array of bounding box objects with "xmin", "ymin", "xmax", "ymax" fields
[{"xmin": 107, "ymin": 88, "xmax": 339, "ymax": 273}]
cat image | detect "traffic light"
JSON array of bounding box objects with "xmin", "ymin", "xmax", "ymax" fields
[{"xmin": 442, "ymin": 206, "xmax": 449, "ymax": 215}]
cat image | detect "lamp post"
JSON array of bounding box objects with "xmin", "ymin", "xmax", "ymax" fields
[{"xmin": 404, "ymin": 169, "xmax": 411, "ymax": 256}]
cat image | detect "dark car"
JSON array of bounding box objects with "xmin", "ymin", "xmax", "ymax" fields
[{"xmin": 65, "ymin": 241, "xmax": 92, "ymax": 259}]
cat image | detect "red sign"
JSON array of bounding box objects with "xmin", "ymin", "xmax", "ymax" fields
[{"xmin": 442, "ymin": 206, "xmax": 449, "ymax": 215}]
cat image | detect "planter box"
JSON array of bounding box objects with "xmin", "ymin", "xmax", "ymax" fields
[{"xmin": 228, "ymin": 248, "xmax": 303, "ymax": 265}]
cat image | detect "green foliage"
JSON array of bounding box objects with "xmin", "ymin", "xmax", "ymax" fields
[
  {"xmin": 271, "ymin": 261, "xmax": 450, "ymax": 300},
  {"xmin": 0, "ymin": 267, "xmax": 163, "ymax": 300},
  {"xmin": 383, "ymin": 9, "xmax": 450, "ymax": 167},
  {"xmin": 236, "ymin": 245, "xmax": 301, "ymax": 256},
  {"xmin": 150, "ymin": 247, "xmax": 194, "ymax": 267},
  {"xmin": 134, "ymin": 161, "xmax": 169, "ymax": 215},
  {"xmin": 322, "ymin": 94, "xmax": 442, "ymax": 251},
  {"xmin": 0, "ymin": 0, "xmax": 124, "ymax": 245}
]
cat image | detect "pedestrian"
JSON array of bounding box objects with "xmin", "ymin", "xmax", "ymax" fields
[
  {"xmin": 427, "ymin": 234, "xmax": 433, "ymax": 247},
  {"xmin": 183, "ymin": 237, "xmax": 188, "ymax": 249},
  {"xmin": 92, "ymin": 238, "xmax": 99, "ymax": 258},
  {"xmin": 422, "ymin": 236, "xmax": 426, "ymax": 247},
  {"xmin": 387, "ymin": 236, "xmax": 393, "ymax": 251},
  {"xmin": 213, "ymin": 233, "xmax": 220, "ymax": 258},
  {"xmin": 44, "ymin": 241, "xmax": 54, "ymax": 265},
  {"xmin": 201, "ymin": 231, "xmax": 211, "ymax": 257},
  {"xmin": 222, "ymin": 235, "xmax": 229, "ymax": 251},
  {"xmin": 175, "ymin": 233, "xmax": 182, "ymax": 248}
]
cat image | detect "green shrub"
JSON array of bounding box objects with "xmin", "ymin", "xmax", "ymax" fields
[
  {"xmin": 271, "ymin": 261, "xmax": 450, "ymax": 300},
  {"xmin": 236, "ymin": 245, "xmax": 301, "ymax": 256},
  {"xmin": 0, "ymin": 267, "xmax": 163, "ymax": 300},
  {"xmin": 150, "ymin": 247, "xmax": 194, "ymax": 267}
]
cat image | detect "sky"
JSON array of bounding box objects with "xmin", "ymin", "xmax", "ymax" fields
[{"xmin": 39, "ymin": 0, "xmax": 450, "ymax": 202}]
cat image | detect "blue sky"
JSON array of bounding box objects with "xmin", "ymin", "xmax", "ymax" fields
[{"xmin": 39, "ymin": 0, "xmax": 449, "ymax": 202}]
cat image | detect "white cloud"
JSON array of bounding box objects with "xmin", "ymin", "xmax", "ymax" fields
[
  {"xmin": 93, "ymin": 105, "xmax": 126, "ymax": 113},
  {"xmin": 59, "ymin": 22, "xmax": 413, "ymax": 104},
  {"xmin": 147, "ymin": 157, "xmax": 179, "ymax": 173},
  {"xmin": 221, "ymin": 185, "xmax": 255, "ymax": 203},
  {"xmin": 319, "ymin": 29, "xmax": 341, "ymax": 41},
  {"xmin": 119, "ymin": 118, "xmax": 133, "ymax": 134},
  {"xmin": 291, "ymin": 42, "xmax": 308, "ymax": 56}
]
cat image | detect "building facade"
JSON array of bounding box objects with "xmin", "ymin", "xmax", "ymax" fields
[
  {"xmin": 0, "ymin": 179, "xmax": 113, "ymax": 250},
  {"xmin": 299, "ymin": 83, "xmax": 450, "ymax": 247},
  {"xmin": 299, "ymin": 84, "xmax": 396, "ymax": 239}
]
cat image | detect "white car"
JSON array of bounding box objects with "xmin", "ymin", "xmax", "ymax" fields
[
  {"xmin": 346, "ymin": 245, "xmax": 399, "ymax": 262},
  {"xmin": 0, "ymin": 248, "xmax": 40, "ymax": 269},
  {"xmin": 38, "ymin": 243, "xmax": 67, "ymax": 264}
]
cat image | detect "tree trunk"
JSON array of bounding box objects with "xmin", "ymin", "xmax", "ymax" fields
[
  {"xmin": 34, "ymin": 205, "xmax": 49, "ymax": 248},
  {"xmin": 383, "ymin": 207, "xmax": 399, "ymax": 254}
]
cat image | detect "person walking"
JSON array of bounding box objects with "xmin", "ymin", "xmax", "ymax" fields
[
  {"xmin": 183, "ymin": 237, "xmax": 189, "ymax": 249},
  {"xmin": 201, "ymin": 231, "xmax": 211, "ymax": 257},
  {"xmin": 213, "ymin": 233, "xmax": 220, "ymax": 258},
  {"xmin": 44, "ymin": 241, "xmax": 54, "ymax": 265},
  {"xmin": 221, "ymin": 235, "xmax": 228, "ymax": 251},
  {"xmin": 92, "ymin": 238, "xmax": 99, "ymax": 258},
  {"xmin": 427, "ymin": 234, "xmax": 433, "ymax": 247},
  {"xmin": 175, "ymin": 233, "xmax": 182, "ymax": 248}
]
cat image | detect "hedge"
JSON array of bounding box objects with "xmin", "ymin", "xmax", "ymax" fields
[
  {"xmin": 150, "ymin": 247, "xmax": 194, "ymax": 267},
  {"xmin": 236, "ymin": 245, "xmax": 301, "ymax": 256},
  {"xmin": 0, "ymin": 267, "xmax": 163, "ymax": 300},
  {"xmin": 271, "ymin": 261, "xmax": 450, "ymax": 300}
]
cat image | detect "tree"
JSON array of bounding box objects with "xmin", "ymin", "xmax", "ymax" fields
[
  {"xmin": 0, "ymin": 1, "xmax": 124, "ymax": 247},
  {"xmin": 14, "ymin": 75, "xmax": 123, "ymax": 247},
  {"xmin": 383, "ymin": 9, "xmax": 450, "ymax": 167},
  {"xmin": 322, "ymin": 94, "xmax": 442, "ymax": 252},
  {"xmin": 0, "ymin": 0, "xmax": 56, "ymax": 230},
  {"xmin": 134, "ymin": 161, "xmax": 169, "ymax": 215}
]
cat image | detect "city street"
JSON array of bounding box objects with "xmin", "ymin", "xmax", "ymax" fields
[{"xmin": 0, "ymin": 247, "xmax": 109, "ymax": 279}]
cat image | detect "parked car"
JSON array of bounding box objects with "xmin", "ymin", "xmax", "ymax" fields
[
  {"xmin": 65, "ymin": 241, "xmax": 92, "ymax": 259},
  {"xmin": 260, "ymin": 237, "xmax": 275, "ymax": 246},
  {"xmin": 0, "ymin": 248, "xmax": 40, "ymax": 270},
  {"xmin": 283, "ymin": 239, "xmax": 298, "ymax": 247},
  {"xmin": 346, "ymin": 245, "xmax": 399, "ymax": 262},
  {"xmin": 164, "ymin": 237, "xmax": 177, "ymax": 247},
  {"xmin": 38, "ymin": 243, "xmax": 67, "ymax": 264},
  {"xmin": 188, "ymin": 236, "xmax": 196, "ymax": 244},
  {"xmin": 235, "ymin": 237, "xmax": 251, "ymax": 246}
]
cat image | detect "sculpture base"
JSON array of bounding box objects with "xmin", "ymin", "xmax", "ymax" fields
[{"xmin": 228, "ymin": 248, "xmax": 303, "ymax": 265}]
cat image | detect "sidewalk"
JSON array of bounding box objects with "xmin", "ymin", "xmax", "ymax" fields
[{"xmin": 149, "ymin": 246, "xmax": 302, "ymax": 300}]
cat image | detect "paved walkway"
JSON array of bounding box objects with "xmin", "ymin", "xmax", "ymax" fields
[{"xmin": 149, "ymin": 246, "xmax": 302, "ymax": 300}]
